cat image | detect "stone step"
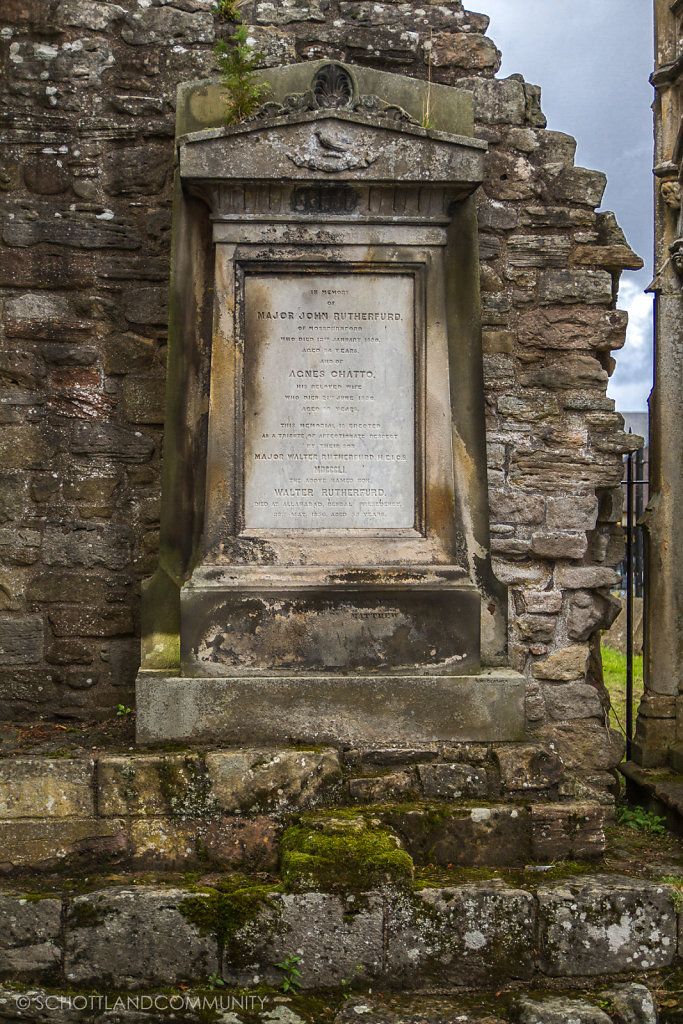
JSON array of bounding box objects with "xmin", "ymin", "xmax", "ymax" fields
[
  {"xmin": 621, "ymin": 761, "xmax": 683, "ymax": 835},
  {"xmin": 0, "ymin": 981, "xmax": 668, "ymax": 1024},
  {"xmin": 0, "ymin": 748, "xmax": 609, "ymax": 873},
  {"xmin": 0, "ymin": 874, "xmax": 679, "ymax": 993}
]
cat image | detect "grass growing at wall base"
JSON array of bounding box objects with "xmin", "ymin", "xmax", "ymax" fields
[{"xmin": 602, "ymin": 644, "xmax": 644, "ymax": 742}]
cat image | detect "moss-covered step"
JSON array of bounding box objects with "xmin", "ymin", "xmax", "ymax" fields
[{"xmin": 0, "ymin": 876, "xmax": 678, "ymax": 991}]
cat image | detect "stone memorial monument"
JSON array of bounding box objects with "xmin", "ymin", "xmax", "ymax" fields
[{"xmin": 136, "ymin": 60, "xmax": 524, "ymax": 746}]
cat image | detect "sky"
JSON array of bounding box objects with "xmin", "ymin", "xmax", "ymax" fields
[{"xmin": 480, "ymin": 0, "xmax": 655, "ymax": 412}]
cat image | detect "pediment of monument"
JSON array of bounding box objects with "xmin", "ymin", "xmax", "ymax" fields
[
  {"xmin": 179, "ymin": 109, "xmax": 486, "ymax": 187},
  {"xmin": 178, "ymin": 62, "xmax": 486, "ymax": 188}
]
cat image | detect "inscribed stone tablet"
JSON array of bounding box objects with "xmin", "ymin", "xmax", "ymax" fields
[{"xmin": 244, "ymin": 272, "xmax": 415, "ymax": 529}]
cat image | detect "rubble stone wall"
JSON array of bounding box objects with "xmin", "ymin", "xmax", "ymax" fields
[{"xmin": 0, "ymin": 0, "xmax": 640, "ymax": 785}]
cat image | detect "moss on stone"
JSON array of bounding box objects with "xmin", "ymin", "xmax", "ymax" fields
[
  {"xmin": 280, "ymin": 814, "xmax": 414, "ymax": 892},
  {"xmin": 179, "ymin": 875, "xmax": 282, "ymax": 966}
]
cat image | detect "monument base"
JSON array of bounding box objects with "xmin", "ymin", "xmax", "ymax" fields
[{"xmin": 135, "ymin": 669, "xmax": 525, "ymax": 747}]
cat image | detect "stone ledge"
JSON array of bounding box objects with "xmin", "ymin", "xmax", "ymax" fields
[
  {"xmin": 0, "ymin": 876, "xmax": 678, "ymax": 989},
  {"xmin": 620, "ymin": 760, "xmax": 683, "ymax": 835},
  {"xmin": 135, "ymin": 670, "xmax": 526, "ymax": 746}
]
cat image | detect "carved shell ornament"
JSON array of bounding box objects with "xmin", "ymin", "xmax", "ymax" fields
[{"xmin": 252, "ymin": 62, "xmax": 421, "ymax": 173}]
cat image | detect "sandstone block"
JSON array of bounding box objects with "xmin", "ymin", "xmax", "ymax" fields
[
  {"xmin": 522, "ymin": 590, "xmax": 563, "ymax": 614},
  {"xmin": 546, "ymin": 495, "xmax": 599, "ymax": 531},
  {"xmin": 104, "ymin": 144, "xmax": 171, "ymax": 197},
  {"xmin": 538, "ymin": 269, "xmax": 612, "ymax": 305},
  {"xmin": 493, "ymin": 744, "xmax": 564, "ymax": 791},
  {"xmin": 43, "ymin": 523, "xmax": 134, "ymax": 571},
  {"xmin": 428, "ymin": 32, "xmax": 500, "ymax": 72},
  {"xmin": 225, "ymin": 891, "xmax": 384, "ymax": 987},
  {"xmin": 64, "ymin": 888, "xmax": 217, "ymax": 987},
  {"xmin": 507, "ymin": 234, "xmax": 571, "ymax": 267},
  {"xmin": 532, "ymin": 645, "xmax": 589, "ymax": 681},
  {"xmin": 205, "ymin": 748, "xmax": 342, "ymax": 813},
  {"xmin": 102, "ymin": 332, "xmax": 157, "ymax": 374},
  {"xmin": 518, "ymin": 996, "xmax": 611, "ymax": 1024},
  {"xmin": 531, "ymin": 531, "xmax": 588, "ymax": 560},
  {"xmin": 556, "ymin": 566, "xmax": 619, "ymax": 589},
  {"xmin": 0, "ymin": 758, "xmax": 94, "ymax": 819},
  {"xmin": 543, "ymin": 723, "xmax": 625, "ymax": 771},
  {"xmin": 460, "ymin": 76, "xmax": 526, "ymax": 125},
  {"xmin": 385, "ymin": 885, "xmax": 536, "ymax": 984},
  {"xmin": 599, "ymin": 983, "xmax": 658, "ymax": 1024},
  {"xmin": 98, "ymin": 754, "xmax": 212, "ymax": 818},
  {"xmin": 417, "ymin": 763, "xmax": 488, "ymax": 799},
  {"xmin": 127, "ymin": 815, "xmax": 279, "ymax": 872},
  {"xmin": 0, "ymin": 616, "xmax": 43, "ymax": 665},
  {"xmin": 121, "ymin": 376, "xmax": 166, "ymax": 424},
  {"xmin": 553, "ymin": 167, "xmax": 607, "ymax": 207},
  {"xmin": 70, "ymin": 422, "xmax": 154, "ymax": 463},
  {"xmin": 48, "ymin": 606, "xmax": 135, "ymax": 638},
  {"xmin": 0, "ymin": 425, "xmax": 52, "ymax": 470},
  {"xmin": 0, "ymin": 819, "xmax": 126, "ymax": 870},
  {"xmin": 531, "ymin": 802, "xmax": 605, "ymax": 861},
  {"xmin": 4, "ymin": 213, "xmax": 140, "ymax": 251},
  {"xmin": 537, "ymin": 878, "xmax": 677, "ymax": 975},
  {"xmin": 489, "ymin": 489, "xmax": 544, "ymax": 524},
  {"xmin": 517, "ymin": 306, "xmax": 627, "ymax": 351},
  {"xmin": 568, "ymin": 589, "xmax": 620, "ymax": 641},
  {"xmin": 348, "ymin": 771, "xmax": 416, "ymax": 802},
  {"xmin": 256, "ymin": 0, "xmax": 327, "ymax": 23},
  {"xmin": 121, "ymin": 7, "xmax": 213, "ymax": 45},
  {"xmin": 541, "ymin": 682, "xmax": 604, "ymax": 721},
  {"xmin": 56, "ymin": 0, "xmax": 126, "ymax": 31},
  {"xmin": 0, "ymin": 894, "xmax": 62, "ymax": 978},
  {"xmin": 497, "ymin": 393, "xmax": 559, "ymax": 422},
  {"xmin": 385, "ymin": 805, "xmax": 531, "ymax": 867}
]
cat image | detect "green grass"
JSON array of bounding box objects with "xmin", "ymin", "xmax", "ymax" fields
[{"xmin": 602, "ymin": 644, "xmax": 643, "ymax": 740}]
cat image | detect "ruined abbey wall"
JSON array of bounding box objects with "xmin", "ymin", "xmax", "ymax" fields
[{"xmin": 0, "ymin": 0, "xmax": 641, "ymax": 788}]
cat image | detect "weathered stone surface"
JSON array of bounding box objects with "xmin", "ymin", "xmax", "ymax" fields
[
  {"xmin": 517, "ymin": 996, "xmax": 612, "ymax": 1024},
  {"xmin": 127, "ymin": 815, "xmax": 279, "ymax": 871},
  {"xmin": 544, "ymin": 723, "xmax": 625, "ymax": 771},
  {"xmin": 101, "ymin": 332, "xmax": 157, "ymax": 374},
  {"xmin": 532, "ymin": 645, "xmax": 589, "ymax": 681},
  {"xmin": 385, "ymin": 884, "xmax": 536, "ymax": 984},
  {"xmin": 43, "ymin": 523, "xmax": 133, "ymax": 571},
  {"xmin": 493, "ymin": 743, "xmax": 565, "ymax": 791},
  {"xmin": 97, "ymin": 754, "xmax": 210, "ymax": 818},
  {"xmin": 553, "ymin": 167, "xmax": 607, "ymax": 206},
  {"xmin": 417, "ymin": 763, "xmax": 489, "ymax": 799},
  {"xmin": 70, "ymin": 422, "xmax": 155, "ymax": 463},
  {"xmin": 522, "ymin": 590, "xmax": 563, "ymax": 614},
  {"xmin": 490, "ymin": 489, "xmax": 544, "ymax": 524},
  {"xmin": 538, "ymin": 269, "xmax": 613, "ymax": 305},
  {"xmin": 0, "ymin": 819, "xmax": 127, "ymax": 870},
  {"xmin": 542, "ymin": 682, "xmax": 604, "ymax": 721},
  {"xmin": 348, "ymin": 771, "xmax": 417, "ymax": 802},
  {"xmin": 462, "ymin": 76, "xmax": 527, "ymax": 124},
  {"xmin": 121, "ymin": 376, "xmax": 166, "ymax": 424},
  {"xmin": 0, "ymin": 615, "xmax": 43, "ymax": 665},
  {"xmin": 537, "ymin": 878, "xmax": 677, "ymax": 975},
  {"xmin": 531, "ymin": 531, "xmax": 588, "ymax": 560},
  {"xmin": 64, "ymin": 888, "xmax": 217, "ymax": 987},
  {"xmin": 386, "ymin": 805, "xmax": 531, "ymax": 867},
  {"xmin": 568, "ymin": 589, "xmax": 620, "ymax": 641},
  {"xmin": 0, "ymin": 758, "xmax": 94, "ymax": 819},
  {"xmin": 0, "ymin": 894, "xmax": 62, "ymax": 978},
  {"xmin": 556, "ymin": 566, "xmax": 619, "ymax": 589},
  {"xmin": 226, "ymin": 891, "xmax": 385, "ymax": 987},
  {"xmin": 121, "ymin": 7, "xmax": 213, "ymax": 45},
  {"xmin": 205, "ymin": 748, "xmax": 342, "ymax": 812},
  {"xmin": 428, "ymin": 32, "xmax": 500, "ymax": 72},
  {"xmin": 530, "ymin": 802, "xmax": 605, "ymax": 861},
  {"xmin": 599, "ymin": 983, "xmax": 658, "ymax": 1024},
  {"xmin": 517, "ymin": 306, "xmax": 628, "ymax": 351}
]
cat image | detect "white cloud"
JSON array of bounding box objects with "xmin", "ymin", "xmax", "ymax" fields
[{"xmin": 608, "ymin": 277, "xmax": 654, "ymax": 412}]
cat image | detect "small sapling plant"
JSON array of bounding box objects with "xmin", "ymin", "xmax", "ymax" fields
[
  {"xmin": 215, "ymin": 25, "xmax": 271, "ymax": 125},
  {"xmin": 116, "ymin": 704, "xmax": 133, "ymax": 717}
]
